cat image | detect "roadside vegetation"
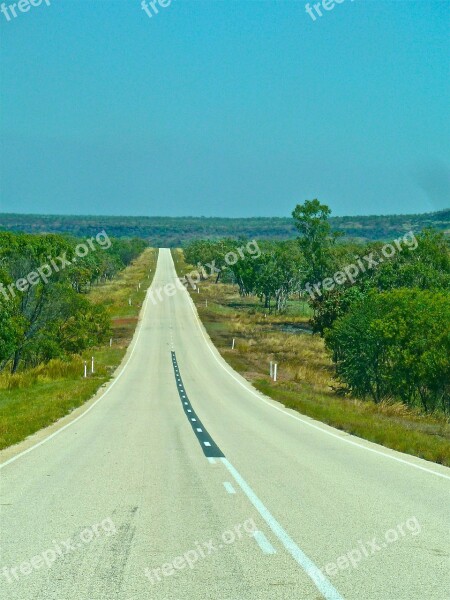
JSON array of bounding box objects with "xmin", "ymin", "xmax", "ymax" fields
[
  {"xmin": 172, "ymin": 201, "xmax": 450, "ymax": 466},
  {"xmin": 0, "ymin": 232, "xmax": 157, "ymax": 450}
]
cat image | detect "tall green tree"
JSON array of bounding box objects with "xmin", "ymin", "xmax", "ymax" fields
[{"xmin": 292, "ymin": 199, "xmax": 337, "ymax": 285}]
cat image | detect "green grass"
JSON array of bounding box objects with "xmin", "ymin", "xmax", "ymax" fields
[
  {"xmin": 172, "ymin": 248, "xmax": 450, "ymax": 467},
  {"xmin": 255, "ymin": 382, "xmax": 450, "ymax": 466},
  {"xmin": 0, "ymin": 249, "xmax": 158, "ymax": 451}
]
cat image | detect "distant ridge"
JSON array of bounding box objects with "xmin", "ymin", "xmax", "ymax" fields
[{"xmin": 0, "ymin": 209, "xmax": 448, "ymax": 246}]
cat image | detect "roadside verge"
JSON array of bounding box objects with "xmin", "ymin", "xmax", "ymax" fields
[
  {"xmin": 0, "ymin": 248, "xmax": 158, "ymax": 461},
  {"xmin": 171, "ymin": 248, "xmax": 450, "ymax": 468}
]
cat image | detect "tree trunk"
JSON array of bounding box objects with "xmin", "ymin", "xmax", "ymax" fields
[{"xmin": 11, "ymin": 349, "xmax": 22, "ymax": 374}]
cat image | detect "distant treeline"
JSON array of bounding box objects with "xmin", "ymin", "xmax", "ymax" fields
[
  {"xmin": 0, "ymin": 232, "xmax": 146, "ymax": 373},
  {"xmin": 0, "ymin": 209, "xmax": 448, "ymax": 246}
]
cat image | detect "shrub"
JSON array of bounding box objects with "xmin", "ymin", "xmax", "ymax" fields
[{"xmin": 325, "ymin": 289, "xmax": 450, "ymax": 413}]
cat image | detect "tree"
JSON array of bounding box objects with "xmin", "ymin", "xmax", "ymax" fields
[
  {"xmin": 254, "ymin": 243, "xmax": 303, "ymax": 312},
  {"xmin": 184, "ymin": 239, "xmax": 235, "ymax": 283},
  {"xmin": 292, "ymin": 199, "xmax": 337, "ymax": 286},
  {"xmin": 325, "ymin": 289, "xmax": 450, "ymax": 412},
  {"xmin": 312, "ymin": 230, "xmax": 450, "ymax": 334},
  {"xmin": 0, "ymin": 232, "xmax": 144, "ymax": 373},
  {"xmin": 0, "ymin": 300, "xmax": 24, "ymax": 369}
]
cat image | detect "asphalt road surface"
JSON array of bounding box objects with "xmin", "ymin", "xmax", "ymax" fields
[{"xmin": 1, "ymin": 248, "xmax": 449, "ymax": 600}]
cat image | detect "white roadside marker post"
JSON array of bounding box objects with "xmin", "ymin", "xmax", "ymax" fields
[
  {"xmin": 84, "ymin": 361, "xmax": 87, "ymax": 378},
  {"xmin": 110, "ymin": 338, "xmax": 112, "ymax": 347},
  {"xmin": 91, "ymin": 356, "xmax": 95, "ymax": 374},
  {"xmin": 206, "ymin": 299, "xmax": 208, "ymax": 307},
  {"xmin": 270, "ymin": 361, "xmax": 273, "ymax": 379},
  {"xmin": 232, "ymin": 338, "xmax": 235, "ymax": 350},
  {"xmin": 197, "ymin": 287, "xmax": 200, "ymax": 294},
  {"xmin": 274, "ymin": 363, "xmax": 278, "ymax": 382}
]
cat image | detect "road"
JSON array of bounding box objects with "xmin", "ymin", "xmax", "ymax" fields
[{"xmin": 1, "ymin": 248, "xmax": 449, "ymax": 600}]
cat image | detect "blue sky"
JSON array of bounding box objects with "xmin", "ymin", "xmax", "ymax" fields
[{"xmin": 0, "ymin": 0, "xmax": 449, "ymax": 217}]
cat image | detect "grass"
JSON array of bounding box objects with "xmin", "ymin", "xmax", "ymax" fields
[
  {"xmin": 0, "ymin": 248, "xmax": 158, "ymax": 451},
  {"xmin": 172, "ymin": 249, "xmax": 450, "ymax": 467}
]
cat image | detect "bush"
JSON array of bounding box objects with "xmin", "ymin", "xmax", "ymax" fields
[{"xmin": 325, "ymin": 289, "xmax": 450, "ymax": 413}]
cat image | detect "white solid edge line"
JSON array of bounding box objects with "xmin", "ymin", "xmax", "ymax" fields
[
  {"xmin": 222, "ymin": 458, "xmax": 343, "ymax": 600},
  {"xmin": 252, "ymin": 530, "xmax": 276, "ymax": 555},
  {"xmin": 0, "ymin": 259, "xmax": 157, "ymax": 471},
  {"xmin": 179, "ymin": 264, "xmax": 450, "ymax": 482}
]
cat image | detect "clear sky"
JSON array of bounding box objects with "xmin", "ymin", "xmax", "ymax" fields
[{"xmin": 0, "ymin": 0, "xmax": 449, "ymax": 218}]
